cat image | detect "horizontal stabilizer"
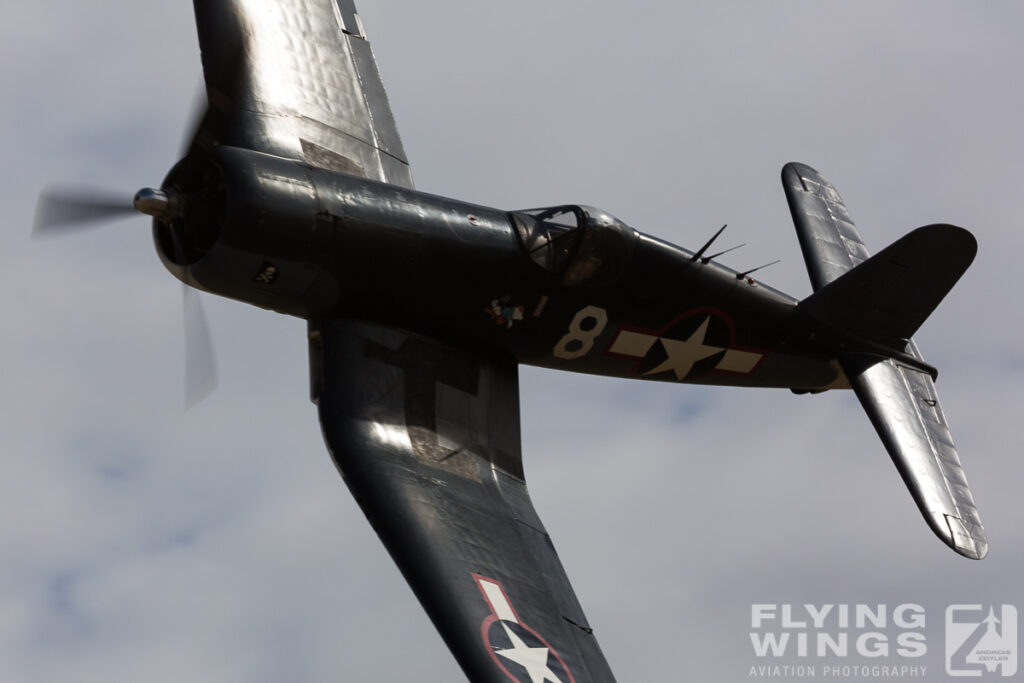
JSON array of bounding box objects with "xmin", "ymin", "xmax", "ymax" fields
[
  {"xmin": 843, "ymin": 350, "xmax": 987, "ymax": 559},
  {"xmin": 783, "ymin": 161, "xmax": 986, "ymax": 559},
  {"xmin": 800, "ymin": 225, "xmax": 976, "ymax": 345},
  {"xmin": 783, "ymin": 161, "xmax": 870, "ymax": 290}
]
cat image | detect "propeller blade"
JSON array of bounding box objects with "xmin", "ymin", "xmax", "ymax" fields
[
  {"xmin": 35, "ymin": 33, "xmax": 237, "ymax": 410},
  {"xmin": 177, "ymin": 35, "xmax": 246, "ymax": 184},
  {"xmin": 36, "ymin": 35, "xmax": 240, "ymax": 407},
  {"xmin": 183, "ymin": 284, "xmax": 218, "ymax": 409},
  {"xmin": 167, "ymin": 221, "xmax": 218, "ymax": 409},
  {"xmin": 178, "ymin": 83, "xmax": 212, "ymax": 160},
  {"xmin": 33, "ymin": 189, "xmax": 137, "ymax": 237}
]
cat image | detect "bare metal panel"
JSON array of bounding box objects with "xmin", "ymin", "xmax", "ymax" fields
[
  {"xmin": 334, "ymin": 0, "xmax": 361, "ymax": 36},
  {"xmin": 783, "ymin": 161, "xmax": 869, "ymax": 290},
  {"xmin": 300, "ymin": 138, "xmax": 365, "ymax": 177},
  {"xmin": 783, "ymin": 162, "xmax": 987, "ymax": 559},
  {"xmin": 349, "ymin": 37, "xmax": 406, "ymax": 161},
  {"xmin": 193, "ymin": 0, "xmax": 413, "ymax": 188},
  {"xmin": 845, "ymin": 349, "xmax": 987, "ymax": 559}
]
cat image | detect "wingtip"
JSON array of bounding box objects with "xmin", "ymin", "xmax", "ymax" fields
[
  {"xmin": 781, "ymin": 161, "xmax": 821, "ymax": 183},
  {"xmin": 952, "ymin": 539, "xmax": 988, "ymax": 561},
  {"xmin": 934, "ymin": 512, "xmax": 988, "ymax": 560},
  {"xmin": 781, "ymin": 162, "xmax": 835, "ymax": 198}
]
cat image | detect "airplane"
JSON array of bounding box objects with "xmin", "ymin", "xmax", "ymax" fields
[{"xmin": 34, "ymin": 1, "xmax": 987, "ymax": 681}]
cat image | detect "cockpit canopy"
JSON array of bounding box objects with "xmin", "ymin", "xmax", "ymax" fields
[
  {"xmin": 510, "ymin": 205, "xmax": 635, "ymax": 286},
  {"xmin": 510, "ymin": 206, "xmax": 584, "ymax": 272}
]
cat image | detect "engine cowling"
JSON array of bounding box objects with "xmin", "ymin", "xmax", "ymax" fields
[{"xmin": 153, "ymin": 146, "xmax": 338, "ymax": 318}]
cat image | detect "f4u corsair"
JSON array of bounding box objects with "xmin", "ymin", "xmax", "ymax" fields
[{"xmin": 36, "ymin": 1, "xmax": 986, "ymax": 681}]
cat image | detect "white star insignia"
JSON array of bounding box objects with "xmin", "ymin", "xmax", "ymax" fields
[
  {"xmin": 643, "ymin": 316, "xmax": 723, "ymax": 380},
  {"xmin": 495, "ymin": 622, "xmax": 564, "ymax": 683}
]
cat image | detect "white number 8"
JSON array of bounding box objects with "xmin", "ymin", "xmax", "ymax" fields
[{"xmin": 553, "ymin": 305, "xmax": 608, "ymax": 359}]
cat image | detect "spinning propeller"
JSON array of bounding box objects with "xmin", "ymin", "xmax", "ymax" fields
[
  {"xmin": 34, "ymin": 181, "xmax": 218, "ymax": 409},
  {"xmin": 32, "ymin": 41, "xmax": 244, "ymax": 409}
]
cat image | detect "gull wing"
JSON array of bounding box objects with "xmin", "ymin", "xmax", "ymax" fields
[
  {"xmin": 311, "ymin": 319, "xmax": 616, "ymax": 682},
  {"xmin": 192, "ymin": 0, "xmax": 413, "ymax": 187}
]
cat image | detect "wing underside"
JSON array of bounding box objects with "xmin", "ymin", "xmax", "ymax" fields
[
  {"xmin": 193, "ymin": 0, "xmax": 414, "ymax": 188},
  {"xmin": 194, "ymin": 1, "xmax": 618, "ymax": 676},
  {"xmin": 312, "ymin": 319, "xmax": 616, "ymax": 682}
]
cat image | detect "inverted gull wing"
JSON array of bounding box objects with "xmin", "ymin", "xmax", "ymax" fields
[
  {"xmin": 312, "ymin": 319, "xmax": 616, "ymax": 682},
  {"xmin": 782, "ymin": 162, "xmax": 987, "ymax": 559},
  {"xmin": 192, "ymin": 0, "xmax": 413, "ymax": 187}
]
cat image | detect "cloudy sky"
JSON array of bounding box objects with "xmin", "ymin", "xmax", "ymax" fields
[{"xmin": 3, "ymin": 1, "xmax": 1022, "ymax": 681}]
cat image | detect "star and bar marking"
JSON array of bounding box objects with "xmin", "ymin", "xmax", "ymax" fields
[
  {"xmin": 607, "ymin": 312, "xmax": 763, "ymax": 381},
  {"xmin": 474, "ymin": 574, "xmax": 575, "ymax": 683}
]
